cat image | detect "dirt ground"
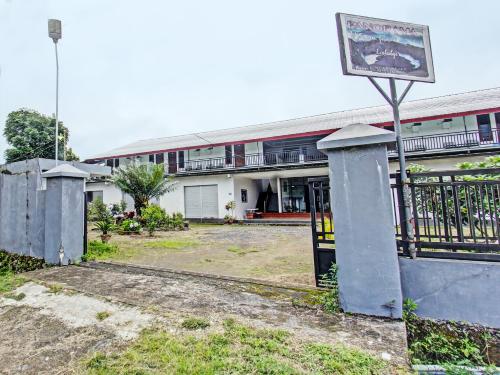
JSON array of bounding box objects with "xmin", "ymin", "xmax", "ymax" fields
[
  {"xmin": 88, "ymin": 224, "xmax": 316, "ymax": 285},
  {"xmin": 0, "ymin": 263, "xmax": 408, "ymax": 374}
]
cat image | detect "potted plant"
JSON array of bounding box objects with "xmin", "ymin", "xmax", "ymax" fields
[
  {"xmin": 95, "ymin": 219, "xmax": 114, "ymax": 243},
  {"xmin": 224, "ymin": 201, "xmax": 236, "ymax": 224}
]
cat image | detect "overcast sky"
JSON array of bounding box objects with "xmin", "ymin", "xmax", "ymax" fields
[{"xmin": 1, "ymin": 0, "xmax": 499, "ymax": 162}]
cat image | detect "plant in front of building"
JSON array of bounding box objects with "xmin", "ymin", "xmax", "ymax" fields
[
  {"xmin": 95, "ymin": 217, "xmax": 115, "ymax": 243},
  {"xmin": 88, "ymin": 197, "xmax": 111, "ymax": 222},
  {"xmin": 402, "ymin": 298, "xmax": 498, "ymax": 371},
  {"xmin": 224, "ymin": 200, "xmax": 236, "ymax": 224},
  {"xmin": 112, "ymin": 163, "xmax": 176, "ymax": 216},
  {"xmin": 121, "ymin": 219, "xmax": 142, "ymax": 234},
  {"xmin": 141, "ymin": 204, "xmax": 167, "ymax": 236}
]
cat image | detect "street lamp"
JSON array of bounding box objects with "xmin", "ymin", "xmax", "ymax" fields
[{"xmin": 48, "ymin": 19, "xmax": 62, "ymax": 165}]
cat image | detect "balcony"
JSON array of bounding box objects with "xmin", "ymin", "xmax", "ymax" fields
[
  {"xmin": 175, "ymin": 148, "xmax": 327, "ymax": 174},
  {"xmin": 389, "ymin": 128, "xmax": 500, "ymax": 155}
]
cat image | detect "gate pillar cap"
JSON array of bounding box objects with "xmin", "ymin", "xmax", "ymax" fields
[
  {"xmin": 41, "ymin": 164, "xmax": 90, "ymax": 179},
  {"xmin": 317, "ymin": 123, "xmax": 395, "ymax": 151}
]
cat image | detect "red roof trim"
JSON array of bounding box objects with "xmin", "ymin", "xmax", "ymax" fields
[{"xmin": 86, "ymin": 106, "xmax": 500, "ymax": 161}]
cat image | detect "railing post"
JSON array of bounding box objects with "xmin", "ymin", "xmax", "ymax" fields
[{"xmin": 395, "ymin": 172, "xmax": 409, "ymax": 255}]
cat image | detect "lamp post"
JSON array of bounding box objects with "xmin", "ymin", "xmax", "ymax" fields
[{"xmin": 48, "ymin": 19, "xmax": 62, "ymax": 165}]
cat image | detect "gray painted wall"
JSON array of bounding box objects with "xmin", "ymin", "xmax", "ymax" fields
[
  {"xmin": 400, "ymin": 257, "xmax": 500, "ymax": 328},
  {"xmin": 0, "ymin": 159, "xmax": 99, "ymax": 264}
]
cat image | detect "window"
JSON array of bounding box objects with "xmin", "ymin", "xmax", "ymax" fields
[
  {"xmin": 225, "ymin": 145, "xmax": 233, "ymax": 164},
  {"xmin": 155, "ymin": 153, "xmax": 164, "ymax": 164},
  {"xmin": 149, "ymin": 154, "xmax": 155, "ymax": 163},
  {"xmin": 86, "ymin": 190, "xmax": 103, "ymax": 203},
  {"xmin": 178, "ymin": 151, "xmax": 185, "ymax": 168},
  {"xmin": 114, "ymin": 158, "xmax": 120, "ymax": 168},
  {"xmin": 241, "ymin": 189, "xmax": 248, "ymax": 203},
  {"xmin": 106, "ymin": 159, "xmax": 113, "ymax": 168}
]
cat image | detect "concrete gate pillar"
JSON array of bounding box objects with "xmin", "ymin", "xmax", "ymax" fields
[
  {"xmin": 317, "ymin": 123, "xmax": 403, "ymax": 319},
  {"xmin": 42, "ymin": 164, "xmax": 90, "ymax": 265}
]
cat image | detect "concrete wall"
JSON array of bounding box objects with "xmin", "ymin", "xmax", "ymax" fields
[
  {"xmin": 399, "ymin": 257, "xmax": 500, "ymax": 328},
  {"xmin": 0, "ymin": 159, "xmax": 98, "ymax": 264},
  {"xmin": 0, "ymin": 169, "xmax": 46, "ymax": 258},
  {"xmin": 159, "ymin": 174, "xmax": 234, "ymax": 218},
  {"xmin": 233, "ymin": 177, "xmax": 260, "ymax": 219}
]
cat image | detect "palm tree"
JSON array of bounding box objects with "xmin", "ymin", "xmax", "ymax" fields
[{"xmin": 112, "ymin": 163, "xmax": 176, "ymax": 215}]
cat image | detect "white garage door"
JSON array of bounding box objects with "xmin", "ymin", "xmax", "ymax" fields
[{"xmin": 184, "ymin": 185, "xmax": 219, "ymax": 218}]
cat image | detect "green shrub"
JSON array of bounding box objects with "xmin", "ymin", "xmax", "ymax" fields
[
  {"xmin": 0, "ymin": 250, "xmax": 45, "ymax": 274},
  {"xmin": 82, "ymin": 241, "xmax": 118, "ymax": 262},
  {"xmin": 120, "ymin": 219, "xmax": 142, "ymax": 234},
  {"xmin": 403, "ymin": 298, "xmax": 496, "ymax": 368},
  {"xmin": 141, "ymin": 204, "xmax": 167, "ymax": 235},
  {"xmin": 162, "ymin": 212, "xmax": 185, "ymax": 231},
  {"xmin": 319, "ymin": 264, "xmax": 340, "ymax": 313},
  {"xmin": 88, "ymin": 197, "xmax": 111, "ymax": 222},
  {"xmin": 181, "ymin": 317, "xmax": 210, "ymax": 330}
]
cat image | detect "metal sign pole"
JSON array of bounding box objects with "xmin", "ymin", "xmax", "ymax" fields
[{"xmin": 368, "ymin": 77, "xmax": 416, "ymax": 258}]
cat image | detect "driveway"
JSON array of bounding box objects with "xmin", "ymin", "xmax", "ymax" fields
[
  {"xmin": 88, "ymin": 224, "xmax": 316, "ymax": 285},
  {"xmin": 0, "ymin": 263, "xmax": 408, "ymax": 374}
]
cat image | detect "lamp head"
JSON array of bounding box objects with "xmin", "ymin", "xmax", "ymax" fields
[{"xmin": 48, "ymin": 19, "xmax": 62, "ymax": 43}]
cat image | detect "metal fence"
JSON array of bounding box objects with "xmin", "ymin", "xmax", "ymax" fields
[
  {"xmin": 388, "ymin": 128, "xmax": 500, "ymax": 154},
  {"xmin": 391, "ymin": 168, "xmax": 500, "ymax": 261},
  {"xmin": 308, "ymin": 177, "xmax": 335, "ymax": 286},
  {"xmin": 180, "ymin": 148, "xmax": 327, "ymax": 173}
]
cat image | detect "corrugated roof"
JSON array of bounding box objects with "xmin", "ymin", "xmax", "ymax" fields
[{"xmin": 88, "ymin": 87, "xmax": 500, "ymax": 160}]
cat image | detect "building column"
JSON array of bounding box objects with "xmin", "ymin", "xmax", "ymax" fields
[
  {"xmin": 42, "ymin": 164, "xmax": 89, "ymax": 265},
  {"xmin": 317, "ymin": 123, "xmax": 403, "ymax": 319},
  {"xmin": 276, "ymin": 177, "xmax": 282, "ymax": 213}
]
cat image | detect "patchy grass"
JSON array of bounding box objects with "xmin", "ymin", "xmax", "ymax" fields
[
  {"xmin": 87, "ymin": 225, "xmax": 315, "ymax": 285},
  {"xmin": 144, "ymin": 239, "xmax": 200, "ymax": 250},
  {"xmin": 0, "ymin": 271, "xmax": 26, "ymax": 294},
  {"xmin": 227, "ymin": 245, "xmax": 259, "ymax": 256},
  {"xmin": 82, "ymin": 241, "xmax": 118, "ymax": 262},
  {"xmin": 46, "ymin": 283, "xmax": 64, "ymax": 294},
  {"xmin": 84, "ymin": 319, "xmax": 390, "ymax": 374},
  {"xmin": 3, "ymin": 291, "xmax": 26, "ymax": 301},
  {"xmin": 96, "ymin": 311, "xmax": 112, "ymax": 321},
  {"xmin": 181, "ymin": 317, "xmax": 210, "ymax": 330}
]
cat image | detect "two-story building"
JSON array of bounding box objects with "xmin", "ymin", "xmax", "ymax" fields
[{"xmin": 85, "ymin": 87, "xmax": 500, "ymax": 220}]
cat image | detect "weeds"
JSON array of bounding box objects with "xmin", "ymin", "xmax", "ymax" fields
[
  {"xmin": 144, "ymin": 239, "xmax": 199, "ymax": 249},
  {"xmin": 96, "ymin": 311, "xmax": 112, "ymax": 321},
  {"xmin": 85, "ymin": 319, "xmax": 389, "ymax": 374},
  {"xmin": 81, "ymin": 241, "xmax": 118, "ymax": 262},
  {"xmin": 318, "ymin": 264, "xmax": 340, "ymax": 313},
  {"xmin": 181, "ymin": 317, "xmax": 210, "ymax": 330},
  {"xmin": 3, "ymin": 292, "xmax": 26, "ymax": 301},
  {"xmin": 0, "ymin": 271, "xmax": 26, "ymax": 294},
  {"xmin": 46, "ymin": 283, "xmax": 64, "ymax": 294},
  {"xmin": 403, "ymin": 298, "xmax": 498, "ymax": 370}
]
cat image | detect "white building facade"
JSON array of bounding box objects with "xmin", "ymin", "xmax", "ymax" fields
[{"xmin": 85, "ymin": 88, "xmax": 500, "ymax": 220}]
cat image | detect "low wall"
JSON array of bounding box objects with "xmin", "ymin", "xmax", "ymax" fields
[
  {"xmin": 399, "ymin": 257, "xmax": 500, "ymax": 328},
  {"xmin": 0, "ymin": 159, "xmax": 98, "ymax": 264},
  {"xmin": 0, "ymin": 166, "xmax": 46, "ymax": 258}
]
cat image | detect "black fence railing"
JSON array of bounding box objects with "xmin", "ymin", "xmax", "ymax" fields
[
  {"xmin": 179, "ymin": 148, "xmax": 327, "ymax": 173},
  {"xmin": 391, "ymin": 168, "xmax": 500, "ymax": 262},
  {"xmin": 388, "ymin": 128, "xmax": 500, "ymax": 154}
]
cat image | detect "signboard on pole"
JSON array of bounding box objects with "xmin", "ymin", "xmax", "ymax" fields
[{"xmin": 336, "ymin": 13, "xmax": 435, "ymax": 83}]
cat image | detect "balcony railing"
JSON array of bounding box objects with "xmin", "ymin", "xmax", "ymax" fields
[
  {"xmin": 389, "ymin": 128, "xmax": 500, "ymax": 155},
  {"xmin": 176, "ymin": 148, "xmax": 327, "ymax": 173}
]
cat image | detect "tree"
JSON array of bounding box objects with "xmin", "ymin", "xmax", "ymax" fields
[
  {"xmin": 112, "ymin": 163, "xmax": 176, "ymax": 215},
  {"xmin": 3, "ymin": 108, "xmax": 79, "ymax": 163}
]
